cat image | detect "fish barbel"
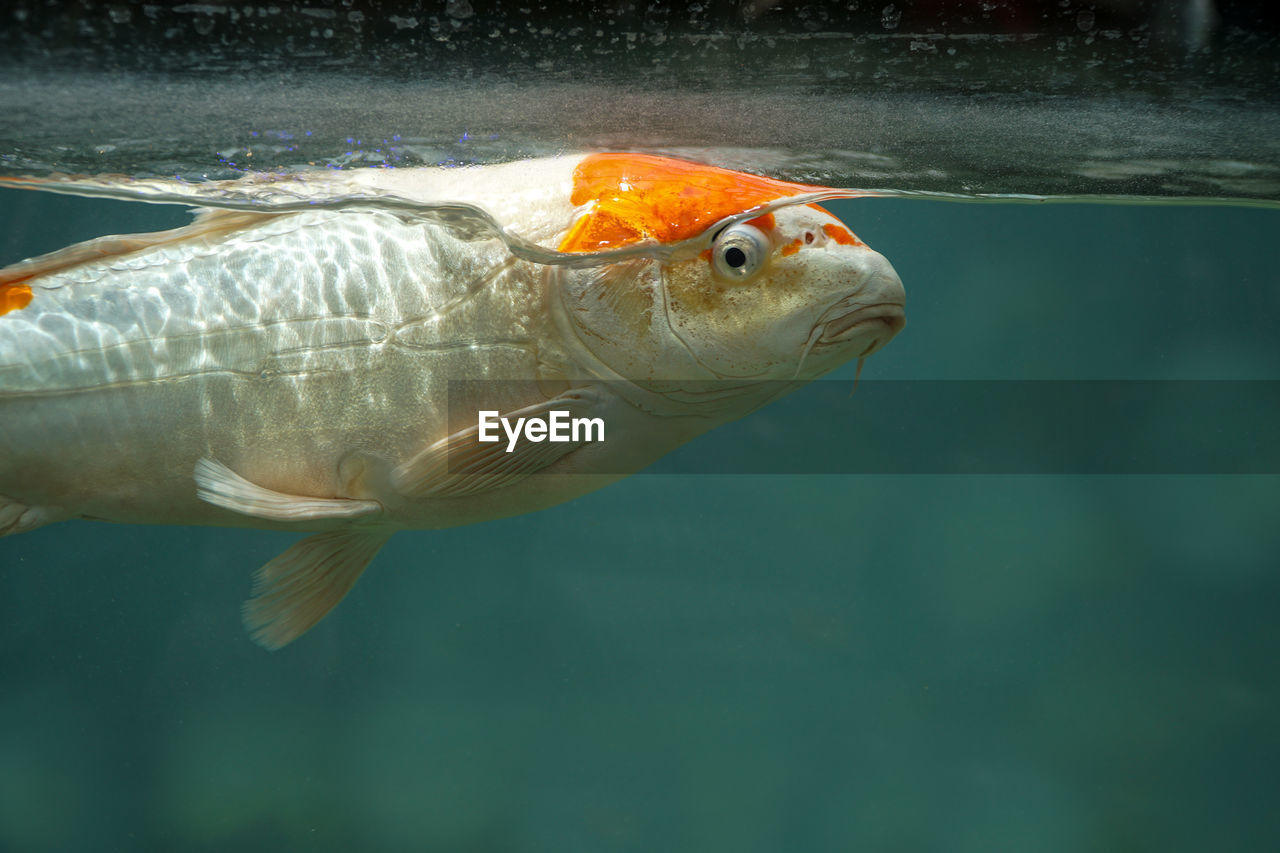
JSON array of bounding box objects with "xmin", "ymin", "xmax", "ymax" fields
[{"xmin": 0, "ymin": 153, "xmax": 905, "ymax": 648}]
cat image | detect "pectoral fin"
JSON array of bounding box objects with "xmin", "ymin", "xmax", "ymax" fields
[
  {"xmin": 243, "ymin": 529, "xmax": 392, "ymax": 650},
  {"xmin": 0, "ymin": 495, "xmax": 57, "ymax": 537},
  {"xmin": 194, "ymin": 458, "xmax": 381, "ymax": 522},
  {"xmin": 393, "ymin": 388, "xmax": 604, "ymax": 498}
]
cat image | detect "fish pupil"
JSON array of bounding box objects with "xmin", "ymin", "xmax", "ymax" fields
[{"xmin": 724, "ymin": 246, "xmax": 747, "ymax": 268}]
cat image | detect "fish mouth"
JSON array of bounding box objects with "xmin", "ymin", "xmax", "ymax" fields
[
  {"xmin": 814, "ymin": 259, "xmax": 907, "ymax": 355},
  {"xmin": 817, "ymin": 301, "xmax": 907, "ymax": 354}
]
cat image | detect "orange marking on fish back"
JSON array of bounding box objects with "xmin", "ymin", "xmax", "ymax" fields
[
  {"xmin": 823, "ymin": 223, "xmax": 864, "ymax": 247},
  {"xmin": 0, "ymin": 283, "xmax": 33, "ymax": 315},
  {"xmin": 558, "ymin": 154, "xmax": 831, "ymax": 253},
  {"xmin": 747, "ymin": 212, "xmax": 776, "ymax": 231},
  {"xmin": 780, "ymin": 239, "xmax": 803, "ymax": 257}
]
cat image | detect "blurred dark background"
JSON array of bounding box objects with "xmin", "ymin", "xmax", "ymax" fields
[{"xmin": 1, "ymin": 0, "xmax": 1277, "ymax": 90}]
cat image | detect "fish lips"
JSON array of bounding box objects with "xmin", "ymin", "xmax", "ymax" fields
[
  {"xmin": 819, "ymin": 301, "xmax": 906, "ymax": 345},
  {"xmin": 816, "ymin": 276, "xmax": 907, "ymax": 356}
]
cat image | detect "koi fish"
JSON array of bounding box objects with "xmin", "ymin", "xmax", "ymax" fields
[{"xmin": 0, "ymin": 153, "xmax": 905, "ymax": 648}]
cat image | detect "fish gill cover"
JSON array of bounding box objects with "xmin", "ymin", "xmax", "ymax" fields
[{"xmin": 0, "ymin": 1, "xmax": 1277, "ymax": 202}]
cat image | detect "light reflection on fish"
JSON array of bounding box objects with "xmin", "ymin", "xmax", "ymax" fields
[{"xmin": 0, "ymin": 153, "xmax": 905, "ymax": 648}]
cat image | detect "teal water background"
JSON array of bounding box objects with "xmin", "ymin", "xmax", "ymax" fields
[{"xmin": 1, "ymin": 190, "xmax": 1278, "ymax": 850}]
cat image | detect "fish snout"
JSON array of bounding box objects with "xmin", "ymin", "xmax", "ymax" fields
[{"xmin": 816, "ymin": 253, "xmax": 906, "ymax": 357}]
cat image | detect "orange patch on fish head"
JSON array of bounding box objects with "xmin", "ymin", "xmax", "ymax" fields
[
  {"xmin": 0, "ymin": 283, "xmax": 33, "ymax": 316},
  {"xmin": 822, "ymin": 222, "xmax": 864, "ymax": 247},
  {"xmin": 803, "ymin": 203, "xmax": 865, "ymax": 247},
  {"xmin": 558, "ymin": 154, "xmax": 832, "ymax": 253}
]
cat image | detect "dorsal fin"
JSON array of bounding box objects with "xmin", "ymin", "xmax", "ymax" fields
[
  {"xmin": 0, "ymin": 171, "xmax": 304, "ymax": 293},
  {"xmin": 0, "ymin": 209, "xmax": 275, "ymax": 315}
]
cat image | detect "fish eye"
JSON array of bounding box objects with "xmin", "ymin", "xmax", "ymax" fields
[{"xmin": 710, "ymin": 223, "xmax": 770, "ymax": 282}]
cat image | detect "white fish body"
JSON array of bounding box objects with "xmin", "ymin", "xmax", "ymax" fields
[
  {"xmin": 1, "ymin": 158, "xmax": 599, "ymax": 530},
  {"xmin": 0, "ymin": 153, "xmax": 905, "ymax": 647}
]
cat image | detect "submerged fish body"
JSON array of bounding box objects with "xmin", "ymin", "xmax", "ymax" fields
[{"xmin": 0, "ymin": 153, "xmax": 905, "ymax": 648}]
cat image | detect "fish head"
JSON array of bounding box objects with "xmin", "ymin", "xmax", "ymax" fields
[
  {"xmin": 660, "ymin": 202, "xmax": 905, "ymax": 382},
  {"xmin": 554, "ymin": 155, "xmax": 905, "ymax": 399}
]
